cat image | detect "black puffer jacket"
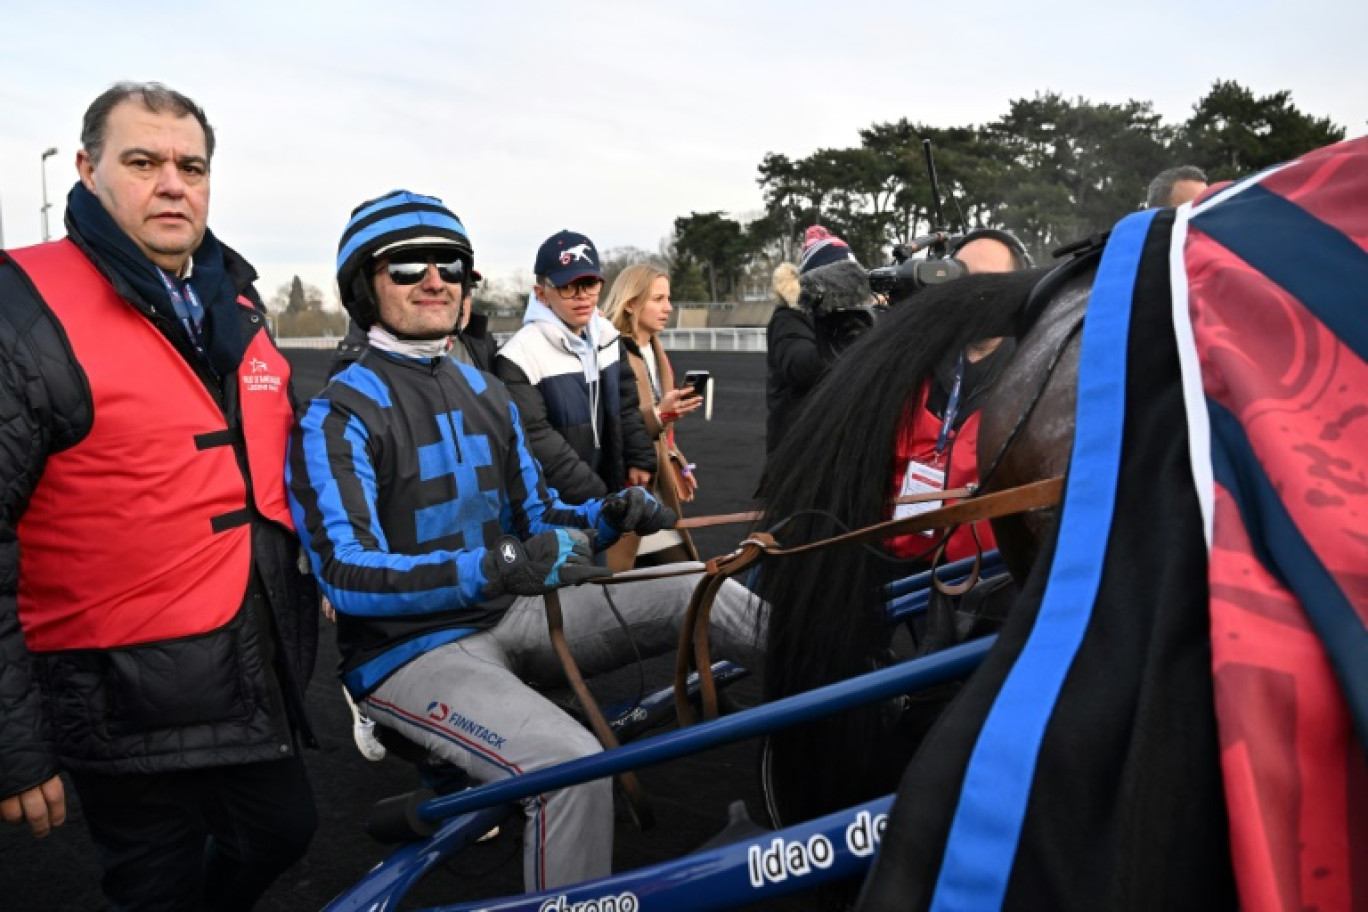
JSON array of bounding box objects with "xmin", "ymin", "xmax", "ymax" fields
[{"xmin": 0, "ymin": 228, "xmax": 318, "ymax": 799}]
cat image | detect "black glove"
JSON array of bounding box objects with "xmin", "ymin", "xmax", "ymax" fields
[
  {"xmin": 482, "ymin": 530, "xmax": 609, "ymax": 598},
  {"xmin": 600, "ymin": 487, "xmax": 677, "ymax": 536}
]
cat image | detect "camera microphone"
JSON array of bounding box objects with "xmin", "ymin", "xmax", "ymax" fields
[
  {"xmin": 904, "ymin": 231, "xmax": 954, "ymax": 254},
  {"xmin": 892, "ymin": 232, "xmax": 955, "ymax": 261}
]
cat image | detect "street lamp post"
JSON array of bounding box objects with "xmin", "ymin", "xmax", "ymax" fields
[{"xmin": 40, "ymin": 147, "xmax": 58, "ymax": 242}]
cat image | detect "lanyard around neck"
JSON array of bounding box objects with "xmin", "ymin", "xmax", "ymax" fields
[
  {"xmin": 935, "ymin": 351, "xmax": 966, "ymax": 456},
  {"xmin": 157, "ymin": 269, "xmax": 207, "ymax": 354}
]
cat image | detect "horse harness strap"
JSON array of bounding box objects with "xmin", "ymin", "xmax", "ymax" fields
[
  {"xmin": 671, "ymin": 476, "xmax": 1063, "ymax": 726},
  {"xmin": 675, "ymin": 511, "xmax": 762, "ymax": 530},
  {"xmin": 665, "ymin": 490, "xmax": 965, "ymax": 534},
  {"xmin": 894, "ymin": 484, "xmax": 975, "ymax": 506},
  {"xmin": 932, "ymin": 530, "xmax": 985, "ymax": 598},
  {"xmin": 542, "ymin": 590, "xmax": 655, "ymax": 830},
  {"xmin": 668, "ymin": 531, "xmax": 782, "ymax": 724},
  {"xmin": 1018, "ymin": 232, "xmax": 1108, "ymax": 338},
  {"xmin": 769, "ymin": 477, "xmax": 1061, "ymax": 557}
]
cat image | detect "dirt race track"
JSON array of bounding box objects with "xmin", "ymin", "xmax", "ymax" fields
[{"xmin": 1, "ymin": 350, "xmax": 805, "ymax": 911}]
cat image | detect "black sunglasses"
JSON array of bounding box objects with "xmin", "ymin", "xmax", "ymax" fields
[{"xmin": 378, "ymin": 258, "xmax": 467, "ymax": 286}]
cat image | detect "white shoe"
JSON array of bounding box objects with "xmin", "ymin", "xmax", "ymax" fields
[{"xmin": 342, "ymin": 687, "xmax": 387, "ymax": 761}]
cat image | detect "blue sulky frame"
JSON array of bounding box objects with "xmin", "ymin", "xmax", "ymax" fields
[{"xmin": 326, "ymin": 555, "xmax": 1001, "ymax": 912}]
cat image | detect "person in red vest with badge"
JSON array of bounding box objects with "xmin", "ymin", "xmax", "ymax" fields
[
  {"xmin": 0, "ymin": 82, "xmax": 318, "ymax": 910},
  {"xmin": 887, "ymin": 230, "xmax": 1033, "ymax": 566}
]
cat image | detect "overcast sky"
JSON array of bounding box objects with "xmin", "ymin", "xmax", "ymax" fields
[{"xmin": 2, "ymin": 1, "xmax": 1364, "ymax": 304}]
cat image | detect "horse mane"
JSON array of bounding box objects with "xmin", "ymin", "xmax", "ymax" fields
[{"xmin": 757, "ymin": 266, "xmax": 1049, "ymax": 823}]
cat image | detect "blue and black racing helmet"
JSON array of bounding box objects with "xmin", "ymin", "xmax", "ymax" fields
[{"xmin": 335, "ymin": 190, "xmax": 475, "ymax": 329}]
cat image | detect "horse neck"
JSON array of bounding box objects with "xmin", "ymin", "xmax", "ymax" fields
[{"xmin": 977, "ymin": 270, "xmax": 1094, "ymax": 580}]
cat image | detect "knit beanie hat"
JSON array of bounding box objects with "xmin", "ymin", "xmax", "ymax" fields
[{"xmin": 799, "ymin": 225, "xmax": 857, "ymax": 274}]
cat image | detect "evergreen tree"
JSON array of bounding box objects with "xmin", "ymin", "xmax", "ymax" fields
[
  {"xmin": 285, "ymin": 276, "xmax": 307, "ymax": 314},
  {"xmin": 1179, "ymin": 80, "xmax": 1346, "ymax": 180}
]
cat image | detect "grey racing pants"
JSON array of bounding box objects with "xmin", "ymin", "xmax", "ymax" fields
[{"xmin": 364, "ymin": 565, "xmax": 765, "ymax": 892}]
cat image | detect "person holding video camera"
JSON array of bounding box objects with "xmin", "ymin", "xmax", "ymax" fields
[
  {"xmin": 601, "ymin": 263, "xmax": 704, "ymax": 570},
  {"xmin": 764, "ymin": 225, "xmax": 877, "ymax": 455}
]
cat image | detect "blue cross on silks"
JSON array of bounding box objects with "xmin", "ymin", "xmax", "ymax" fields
[{"xmin": 415, "ymin": 411, "xmax": 502, "ymax": 548}]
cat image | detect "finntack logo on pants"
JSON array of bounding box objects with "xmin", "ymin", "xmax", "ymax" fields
[{"xmin": 425, "ymin": 701, "xmax": 507, "ymax": 749}]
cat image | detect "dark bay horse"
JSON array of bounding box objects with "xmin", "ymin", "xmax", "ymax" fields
[
  {"xmin": 761, "ymin": 135, "xmax": 1368, "ymax": 910},
  {"xmin": 755, "ymin": 257, "xmax": 1096, "ymax": 826}
]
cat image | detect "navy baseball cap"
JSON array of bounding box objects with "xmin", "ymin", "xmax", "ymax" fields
[{"xmin": 534, "ymin": 230, "xmax": 602, "ymax": 286}]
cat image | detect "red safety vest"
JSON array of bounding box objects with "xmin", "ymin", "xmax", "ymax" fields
[
  {"xmin": 7, "ymin": 240, "xmax": 296, "ymax": 651},
  {"xmin": 887, "ymin": 381, "xmax": 996, "ymax": 563}
]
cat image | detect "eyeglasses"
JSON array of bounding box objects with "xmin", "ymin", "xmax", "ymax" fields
[
  {"xmin": 545, "ymin": 278, "xmax": 603, "ymax": 299},
  {"xmin": 378, "ymin": 258, "xmax": 467, "ymax": 285}
]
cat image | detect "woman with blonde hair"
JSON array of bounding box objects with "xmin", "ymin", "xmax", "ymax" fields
[{"xmin": 602, "ymin": 263, "xmax": 703, "ymax": 570}]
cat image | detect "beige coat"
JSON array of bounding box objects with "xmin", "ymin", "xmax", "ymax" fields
[{"xmin": 606, "ymin": 335, "xmax": 699, "ymax": 571}]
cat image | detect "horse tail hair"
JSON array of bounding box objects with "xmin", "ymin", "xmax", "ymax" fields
[{"xmin": 756, "ymin": 268, "xmax": 1046, "ymax": 823}]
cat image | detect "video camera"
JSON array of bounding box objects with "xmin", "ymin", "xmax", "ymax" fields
[
  {"xmin": 866, "ymin": 140, "xmax": 973, "ymax": 304},
  {"xmin": 866, "ymin": 232, "xmax": 968, "ymax": 301}
]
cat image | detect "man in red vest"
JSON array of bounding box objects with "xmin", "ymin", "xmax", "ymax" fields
[{"xmin": 0, "ymin": 82, "xmax": 318, "ymax": 910}]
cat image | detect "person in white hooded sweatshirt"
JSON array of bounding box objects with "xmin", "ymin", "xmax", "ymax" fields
[{"xmin": 496, "ymin": 231, "xmax": 655, "ymax": 505}]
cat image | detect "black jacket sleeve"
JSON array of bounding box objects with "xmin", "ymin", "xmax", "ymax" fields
[
  {"xmin": 617, "ymin": 345, "xmax": 657, "ymax": 474},
  {"xmin": 767, "ymin": 307, "xmax": 827, "ymax": 396},
  {"xmin": 0, "ymin": 263, "xmax": 86, "ymax": 799},
  {"xmin": 493, "ymin": 354, "xmax": 608, "ymax": 504},
  {"xmin": 459, "ymin": 313, "xmax": 498, "ymax": 374},
  {"xmin": 328, "ymin": 319, "xmax": 369, "ymax": 381}
]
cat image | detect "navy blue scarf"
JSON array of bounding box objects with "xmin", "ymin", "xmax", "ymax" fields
[{"xmin": 66, "ymin": 182, "xmax": 246, "ymax": 376}]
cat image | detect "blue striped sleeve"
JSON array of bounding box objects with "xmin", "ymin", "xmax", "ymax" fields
[{"xmin": 287, "ymin": 395, "xmax": 493, "ymax": 618}]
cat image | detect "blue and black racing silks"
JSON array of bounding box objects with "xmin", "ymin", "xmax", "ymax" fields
[{"xmin": 287, "ymin": 349, "xmax": 620, "ymax": 697}]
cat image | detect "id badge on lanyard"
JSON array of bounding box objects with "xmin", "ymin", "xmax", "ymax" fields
[
  {"xmin": 892, "ymin": 353, "xmax": 963, "ymax": 531},
  {"xmin": 893, "ymin": 458, "xmax": 946, "ymax": 529}
]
